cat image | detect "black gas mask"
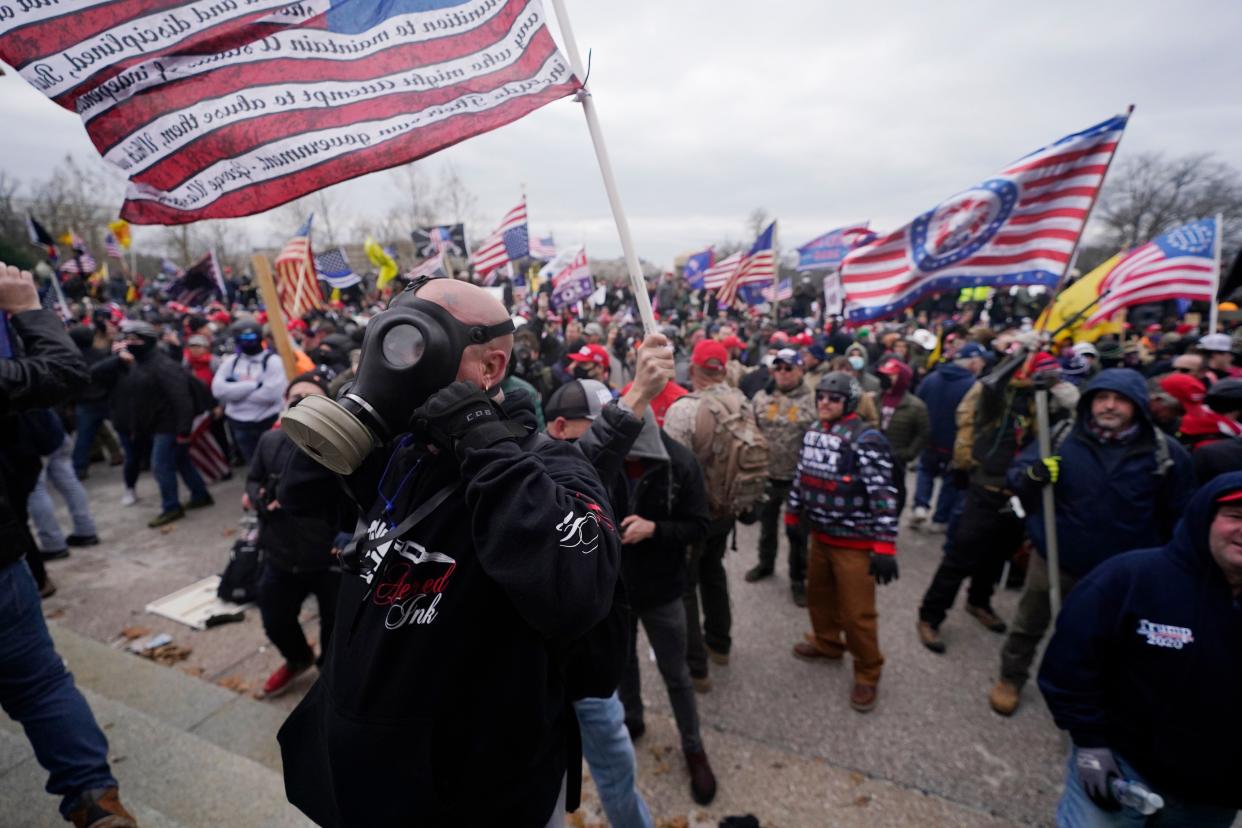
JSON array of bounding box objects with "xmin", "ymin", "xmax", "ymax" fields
[{"xmin": 282, "ymin": 277, "xmax": 514, "ymax": 474}]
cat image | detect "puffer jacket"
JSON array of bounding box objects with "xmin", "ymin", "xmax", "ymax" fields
[
  {"xmin": 752, "ymin": 380, "xmax": 816, "ymax": 480},
  {"xmin": 878, "ymin": 360, "xmax": 929, "ymax": 465}
]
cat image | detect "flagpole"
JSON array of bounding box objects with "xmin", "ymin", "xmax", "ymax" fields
[
  {"xmin": 548, "ymin": 0, "xmax": 655, "ymax": 335},
  {"xmin": 1036, "ymin": 104, "xmax": 1135, "ymax": 337},
  {"xmin": 1210, "ymin": 212, "xmax": 1224, "ymax": 334}
]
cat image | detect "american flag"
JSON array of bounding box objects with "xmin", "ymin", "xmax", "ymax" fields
[
  {"xmin": 1086, "ymin": 218, "xmax": 1219, "ymax": 328},
  {"xmin": 762, "ymin": 279, "xmax": 794, "ymax": 303},
  {"xmin": 471, "ymin": 199, "xmax": 529, "ymax": 276},
  {"xmin": 59, "ymin": 254, "xmax": 97, "ymax": 275},
  {"xmin": 314, "ymin": 248, "xmax": 361, "ymax": 290},
  {"xmin": 719, "ymin": 221, "xmax": 777, "ymax": 307},
  {"xmin": 530, "ymin": 234, "xmax": 557, "ymax": 259},
  {"xmin": 841, "ymin": 113, "xmax": 1129, "ymax": 321},
  {"xmin": 274, "ymin": 216, "xmax": 323, "ymax": 323},
  {"xmin": 404, "ymin": 251, "xmax": 447, "ymax": 283},
  {"xmin": 701, "ymin": 252, "xmax": 742, "ymax": 291},
  {"xmin": 0, "ymin": 2, "xmax": 579, "ymax": 225},
  {"xmin": 104, "ymin": 232, "xmax": 124, "ymax": 259}
]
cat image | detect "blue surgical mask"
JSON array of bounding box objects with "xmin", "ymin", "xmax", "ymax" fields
[{"xmin": 848, "ymin": 355, "xmax": 865, "ymax": 371}]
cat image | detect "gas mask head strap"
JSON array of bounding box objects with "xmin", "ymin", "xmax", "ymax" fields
[{"xmin": 402, "ymin": 274, "xmax": 516, "ymax": 344}]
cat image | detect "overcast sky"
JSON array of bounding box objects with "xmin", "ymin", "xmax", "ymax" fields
[{"xmin": 2, "ymin": 1, "xmax": 1240, "ymax": 266}]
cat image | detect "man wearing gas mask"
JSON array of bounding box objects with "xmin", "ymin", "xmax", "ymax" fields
[{"xmin": 278, "ymin": 277, "xmax": 621, "ymax": 828}]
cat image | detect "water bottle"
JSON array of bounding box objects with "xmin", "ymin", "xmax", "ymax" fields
[{"xmin": 1111, "ymin": 779, "xmax": 1164, "ymax": 816}]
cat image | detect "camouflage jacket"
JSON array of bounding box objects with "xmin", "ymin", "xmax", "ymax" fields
[{"xmin": 752, "ymin": 380, "xmax": 816, "ymax": 480}]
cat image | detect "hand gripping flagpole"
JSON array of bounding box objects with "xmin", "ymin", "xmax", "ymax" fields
[{"xmin": 549, "ymin": 0, "xmax": 656, "ymax": 335}]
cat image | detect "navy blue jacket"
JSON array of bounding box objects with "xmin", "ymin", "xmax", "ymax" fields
[
  {"xmin": 1038, "ymin": 473, "xmax": 1242, "ymax": 809},
  {"xmin": 916, "ymin": 362, "xmax": 975, "ymax": 452},
  {"xmin": 1008, "ymin": 368, "xmax": 1195, "ymax": 577}
]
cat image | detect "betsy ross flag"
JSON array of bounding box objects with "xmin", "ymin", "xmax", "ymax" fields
[
  {"xmin": 701, "ymin": 252, "xmax": 742, "ymax": 291},
  {"xmin": 274, "ymin": 216, "xmax": 323, "ymax": 322},
  {"xmin": 719, "ymin": 221, "xmax": 777, "ymax": 307},
  {"xmin": 315, "ymin": 248, "xmax": 361, "ymax": 290},
  {"xmin": 472, "ymin": 199, "xmax": 528, "ymax": 275},
  {"xmin": 682, "ymin": 247, "xmax": 715, "ymax": 290},
  {"xmin": 841, "ymin": 113, "xmax": 1129, "ymax": 321},
  {"xmin": 796, "ymin": 223, "xmax": 875, "ymax": 272},
  {"xmin": 1085, "ymin": 218, "xmax": 1219, "ymax": 328},
  {"xmin": 0, "ymin": 1, "xmax": 579, "ymax": 225}
]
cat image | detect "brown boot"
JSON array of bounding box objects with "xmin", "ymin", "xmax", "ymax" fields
[
  {"xmin": 989, "ymin": 680, "xmax": 1020, "ymax": 716},
  {"xmin": 916, "ymin": 620, "xmax": 946, "ymax": 654},
  {"xmin": 966, "ymin": 604, "xmax": 1008, "ymax": 633},
  {"xmin": 68, "ymin": 787, "xmax": 137, "ymax": 828},
  {"xmin": 792, "ymin": 641, "xmax": 841, "ymax": 661},
  {"xmin": 850, "ymin": 682, "xmax": 878, "ymax": 713},
  {"xmin": 684, "ymin": 748, "xmax": 717, "ymax": 805}
]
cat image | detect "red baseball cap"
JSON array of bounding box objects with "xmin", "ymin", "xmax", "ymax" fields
[
  {"xmin": 691, "ymin": 339, "xmax": 729, "ymax": 371},
  {"xmin": 568, "ymin": 343, "xmax": 611, "ymax": 370}
]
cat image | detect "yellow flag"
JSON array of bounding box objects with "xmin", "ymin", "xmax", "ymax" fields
[
  {"xmin": 330, "ymin": 288, "xmax": 341, "ymax": 302},
  {"xmin": 107, "ymin": 219, "xmax": 132, "ymax": 249},
  {"xmin": 365, "ymin": 237, "xmax": 398, "ymax": 288},
  {"xmin": 528, "ymin": 263, "xmax": 542, "ymax": 295},
  {"xmin": 126, "ymin": 282, "xmax": 138, "ymax": 303},
  {"xmin": 1036, "ymin": 254, "xmax": 1124, "ymax": 343}
]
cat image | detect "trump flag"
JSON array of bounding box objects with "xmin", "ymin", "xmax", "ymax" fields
[
  {"xmin": 0, "ymin": 1, "xmax": 579, "ymax": 224},
  {"xmin": 840, "ymin": 113, "xmax": 1129, "ymax": 321}
]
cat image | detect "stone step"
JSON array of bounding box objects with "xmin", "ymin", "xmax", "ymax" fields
[{"xmin": 0, "ymin": 624, "xmax": 311, "ymax": 826}]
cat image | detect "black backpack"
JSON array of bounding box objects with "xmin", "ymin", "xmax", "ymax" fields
[{"xmin": 218, "ymin": 519, "xmax": 263, "ymax": 604}]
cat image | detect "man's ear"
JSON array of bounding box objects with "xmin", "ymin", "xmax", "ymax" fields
[
  {"xmin": 547, "ymin": 417, "xmax": 566, "ymax": 439},
  {"xmin": 481, "ymin": 346, "xmax": 509, "ymax": 389}
]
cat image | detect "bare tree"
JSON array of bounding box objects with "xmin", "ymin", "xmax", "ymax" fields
[
  {"xmin": 1096, "ymin": 152, "xmax": 1242, "ymax": 252},
  {"xmin": 745, "ymin": 207, "xmax": 770, "ymax": 240},
  {"xmin": 433, "ymin": 162, "xmax": 479, "ymax": 230}
]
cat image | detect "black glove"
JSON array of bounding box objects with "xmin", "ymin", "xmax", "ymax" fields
[
  {"xmin": 411, "ymin": 381, "xmax": 518, "ymax": 462},
  {"xmin": 1075, "ymin": 747, "xmax": 1121, "ymax": 811},
  {"xmin": 868, "ymin": 553, "xmax": 898, "ymax": 585}
]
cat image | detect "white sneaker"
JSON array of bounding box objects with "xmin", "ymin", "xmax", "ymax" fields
[
  {"xmin": 911, "ymin": 505, "xmax": 930, "ymax": 525},
  {"xmin": 121, "ymin": 488, "xmax": 137, "ymax": 507}
]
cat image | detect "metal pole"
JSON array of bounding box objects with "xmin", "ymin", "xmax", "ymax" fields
[
  {"xmin": 548, "ymin": 0, "xmax": 655, "ymax": 335},
  {"xmin": 1210, "ymin": 212, "xmax": 1224, "ymax": 334},
  {"xmin": 1034, "ymin": 388, "xmax": 1061, "ymax": 616}
]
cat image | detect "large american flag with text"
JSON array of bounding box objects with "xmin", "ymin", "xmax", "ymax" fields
[
  {"xmin": 840, "ymin": 114, "xmax": 1129, "ymax": 320},
  {"xmin": 0, "ymin": 1, "xmax": 578, "ymax": 225}
]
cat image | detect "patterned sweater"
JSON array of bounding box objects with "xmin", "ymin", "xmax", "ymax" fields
[{"xmin": 786, "ymin": 414, "xmax": 899, "ymax": 555}]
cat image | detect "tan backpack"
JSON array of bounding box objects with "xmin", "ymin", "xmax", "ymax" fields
[{"xmin": 691, "ymin": 390, "xmax": 770, "ymax": 518}]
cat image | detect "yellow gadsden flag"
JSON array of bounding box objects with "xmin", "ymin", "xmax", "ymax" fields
[
  {"xmin": 365, "ymin": 237, "xmax": 399, "ymax": 289},
  {"xmin": 1037, "ymin": 254, "xmax": 1124, "ymax": 342}
]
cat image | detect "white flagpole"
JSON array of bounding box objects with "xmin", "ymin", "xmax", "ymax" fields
[
  {"xmin": 1210, "ymin": 212, "xmax": 1224, "ymax": 334},
  {"xmin": 548, "ymin": 0, "xmax": 655, "ymax": 335}
]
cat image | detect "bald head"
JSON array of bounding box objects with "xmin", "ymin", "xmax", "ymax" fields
[{"xmin": 416, "ymin": 278, "xmax": 513, "ymax": 391}]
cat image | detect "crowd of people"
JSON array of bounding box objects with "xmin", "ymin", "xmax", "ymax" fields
[{"xmin": 2, "ymin": 258, "xmax": 1240, "ymax": 828}]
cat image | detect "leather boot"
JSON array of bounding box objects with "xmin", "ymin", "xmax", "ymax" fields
[
  {"xmin": 68, "ymin": 787, "xmax": 137, "ymax": 828},
  {"xmin": 684, "ymin": 748, "xmax": 718, "ymax": 805}
]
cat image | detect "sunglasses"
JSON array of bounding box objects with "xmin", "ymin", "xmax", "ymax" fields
[
  {"xmin": 772, "ymin": 363, "xmax": 799, "ymax": 372},
  {"xmin": 1174, "ymin": 367, "xmax": 1194, "ymax": 374},
  {"xmin": 816, "ymin": 391, "xmax": 848, "ymax": 404}
]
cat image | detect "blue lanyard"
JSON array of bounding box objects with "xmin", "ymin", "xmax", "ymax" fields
[{"xmin": 376, "ymin": 435, "xmax": 424, "ymax": 529}]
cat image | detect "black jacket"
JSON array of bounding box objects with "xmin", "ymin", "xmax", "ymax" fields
[
  {"xmin": 0, "ymin": 310, "xmax": 88, "ymax": 568},
  {"xmin": 279, "ymin": 391, "xmax": 620, "ymax": 827},
  {"xmin": 1038, "ymin": 473, "xmax": 1242, "ymax": 809},
  {"xmin": 246, "ymin": 427, "xmax": 351, "ymax": 573},
  {"xmin": 620, "ymin": 427, "xmax": 709, "ymax": 611},
  {"xmin": 1193, "ymin": 435, "xmax": 1242, "ymax": 485},
  {"xmin": 108, "ymin": 348, "xmax": 195, "ymax": 436}
]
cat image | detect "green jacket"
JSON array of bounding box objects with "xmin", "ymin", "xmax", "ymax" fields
[{"xmin": 880, "ymin": 392, "xmax": 929, "ymax": 465}]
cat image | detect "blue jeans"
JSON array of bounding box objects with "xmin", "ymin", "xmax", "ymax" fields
[
  {"xmin": 574, "ymin": 693, "xmax": 653, "ymax": 828},
  {"xmin": 151, "ymin": 433, "xmax": 209, "ymax": 513},
  {"xmin": 228, "ymin": 416, "xmax": 276, "ymax": 466},
  {"xmin": 71, "ymin": 401, "xmax": 111, "ymax": 475},
  {"xmin": 0, "ymin": 561, "xmax": 115, "ymax": 816},
  {"xmin": 117, "ymin": 431, "xmax": 150, "ymax": 490},
  {"xmin": 27, "ymin": 437, "xmax": 96, "ymax": 551},
  {"xmin": 914, "ymin": 449, "xmax": 960, "ymax": 524},
  {"xmin": 1058, "ymin": 747, "xmax": 1237, "ymax": 827}
]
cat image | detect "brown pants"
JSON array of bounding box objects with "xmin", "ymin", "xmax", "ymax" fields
[{"xmin": 805, "ymin": 537, "xmax": 884, "ymax": 685}]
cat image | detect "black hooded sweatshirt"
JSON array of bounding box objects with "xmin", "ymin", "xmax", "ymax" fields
[
  {"xmin": 279, "ymin": 390, "xmax": 619, "ymax": 827},
  {"xmin": 1038, "ymin": 472, "xmax": 1242, "ymax": 809}
]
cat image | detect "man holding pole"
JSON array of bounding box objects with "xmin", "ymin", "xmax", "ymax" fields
[{"xmin": 988, "ymin": 368, "xmax": 1194, "ymax": 716}]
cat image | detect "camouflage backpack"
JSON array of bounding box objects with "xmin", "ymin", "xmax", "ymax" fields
[{"xmin": 691, "ymin": 390, "xmax": 770, "ymax": 519}]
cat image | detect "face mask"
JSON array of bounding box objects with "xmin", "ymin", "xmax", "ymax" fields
[
  {"xmin": 848, "ymin": 355, "xmax": 865, "ymax": 371},
  {"xmin": 282, "ymin": 279, "xmax": 514, "ymax": 474},
  {"xmin": 126, "ymin": 338, "xmax": 154, "ymax": 358},
  {"xmin": 572, "ymin": 363, "xmax": 595, "ymax": 380},
  {"xmin": 237, "ymin": 336, "xmax": 262, "ymax": 356}
]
